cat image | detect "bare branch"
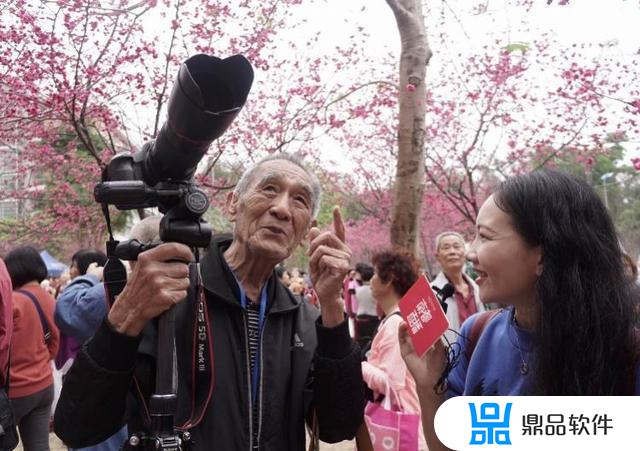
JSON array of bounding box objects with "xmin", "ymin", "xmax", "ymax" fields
[
  {"xmin": 532, "ymin": 116, "xmax": 590, "ymax": 170},
  {"xmin": 153, "ymin": 0, "xmax": 181, "ymax": 137}
]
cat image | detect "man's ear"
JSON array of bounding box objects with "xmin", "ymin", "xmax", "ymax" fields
[{"xmin": 226, "ymin": 191, "xmax": 238, "ymax": 222}]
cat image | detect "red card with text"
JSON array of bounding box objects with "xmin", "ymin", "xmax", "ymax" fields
[{"xmin": 398, "ymin": 275, "xmax": 449, "ymax": 357}]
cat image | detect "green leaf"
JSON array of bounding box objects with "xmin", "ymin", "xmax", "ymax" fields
[{"xmin": 504, "ymin": 42, "xmax": 529, "ymax": 53}]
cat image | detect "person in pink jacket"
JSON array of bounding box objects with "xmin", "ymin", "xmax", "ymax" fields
[
  {"xmin": 0, "ymin": 258, "xmax": 13, "ymax": 387},
  {"xmin": 361, "ymin": 249, "xmax": 426, "ymax": 450}
]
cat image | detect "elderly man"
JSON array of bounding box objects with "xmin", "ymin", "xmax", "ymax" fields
[
  {"xmin": 431, "ymin": 231, "xmax": 484, "ymax": 343},
  {"xmin": 54, "ymin": 154, "xmax": 364, "ymax": 451}
]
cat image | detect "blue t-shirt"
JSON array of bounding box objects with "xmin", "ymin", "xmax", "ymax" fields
[{"xmin": 447, "ymin": 308, "xmax": 640, "ymax": 396}]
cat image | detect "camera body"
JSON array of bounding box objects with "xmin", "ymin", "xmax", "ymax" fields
[{"xmin": 95, "ymin": 54, "xmax": 254, "ymax": 248}]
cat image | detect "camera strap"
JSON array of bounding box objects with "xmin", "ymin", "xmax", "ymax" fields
[
  {"xmin": 99, "ymin": 203, "xmax": 127, "ymax": 305},
  {"xmin": 131, "ymin": 258, "xmax": 215, "ymax": 433},
  {"xmin": 99, "ymin": 201, "xmax": 214, "ymax": 430},
  {"xmin": 177, "ymin": 262, "xmax": 215, "ymax": 430}
]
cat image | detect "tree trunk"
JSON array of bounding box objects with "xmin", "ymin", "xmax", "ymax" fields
[{"xmin": 386, "ymin": 0, "xmax": 431, "ymax": 253}]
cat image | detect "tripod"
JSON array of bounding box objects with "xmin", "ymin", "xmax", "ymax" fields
[
  {"xmin": 98, "ymin": 187, "xmax": 211, "ymax": 451},
  {"xmin": 122, "ymin": 304, "xmax": 193, "ymax": 451}
]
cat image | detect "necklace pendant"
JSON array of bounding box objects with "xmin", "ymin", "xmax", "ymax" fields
[{"xmin": 520, "ymin": 362, "xmax": 529, "ymax": 375}]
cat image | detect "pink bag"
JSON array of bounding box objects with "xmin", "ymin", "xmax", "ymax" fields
[{"xmin": 364, "ymin": 382, "xmax": 420, "ymax": 451}]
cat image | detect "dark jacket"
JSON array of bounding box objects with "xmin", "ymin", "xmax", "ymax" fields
[{"xmin": 54, "ymin": 235, "xmax": 365, "ymax": 450}]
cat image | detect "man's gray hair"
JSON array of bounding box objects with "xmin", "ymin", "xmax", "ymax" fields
[
  {"xmin": 128, "ymin": 215, "xmax": 162, "ymax": 244},
  {"xmin": 434, "ymin": 231, "xmax": 465, "ymax": 252},
  {"xmin": 234, "ymin": 153, "xmax": 322, "ymax": 218}
]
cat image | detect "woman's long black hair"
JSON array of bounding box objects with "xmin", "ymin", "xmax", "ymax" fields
[{"xmin": 494, "ymin": 169, "xmax": 639, "ymax": 395}]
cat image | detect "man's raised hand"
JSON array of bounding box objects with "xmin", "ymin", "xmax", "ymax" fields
[{"xmin": 307, "ymin": 207, "xmax": 351, "ymax": 327}]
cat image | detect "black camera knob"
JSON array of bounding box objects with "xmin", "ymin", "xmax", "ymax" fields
[{"xmin": 185, "ymin": 190, "xmax": 209, "ymax": 215}]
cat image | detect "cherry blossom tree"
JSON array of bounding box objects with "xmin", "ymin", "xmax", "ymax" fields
[
  {"xmin": 350, "ymin": 0, "xmax": 640, "ymax": 231},
  {"xmin": 0, "ymin": 0, "xmax": 348, "ymax": 253},
  {"xmin": 336, "ymin": 0, "xmax": 639, "ymax": 269},
  {"xmin": 344, "ymin": 187, "xmax": 467, "ymax": 268},
  {"xmin": 385, "ymin": 0, "xmax": 429, "ymax": 253},
  {"xmin": 1, "ymin": 0, "xmax": 638, "ymax": 263},
  {"xmin": 422, "ymin": 45, "xmax": 639, "ymax": 225},
  {"xmin": 0, "ymin": 0, "xmax": 405, "ymax": 257}
]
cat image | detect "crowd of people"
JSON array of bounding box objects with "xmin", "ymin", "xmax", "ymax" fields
[{"xmin": 0, "ymin": 154, "xmax": 639, "ymax": 451}]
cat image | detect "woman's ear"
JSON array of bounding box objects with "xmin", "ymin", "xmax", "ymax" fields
[
  {"xmin": 535, "ymin": 248, "xmax": 543, "ymax": 277},
  {"xmin": 381, "ymin": 276, "xmax": 394, "ymax": 293}
]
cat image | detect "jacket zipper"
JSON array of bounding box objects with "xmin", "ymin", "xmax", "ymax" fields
[
  {"xmin": 257, "ymin": 315, "xmax": 267, "ymax": 448},
  {"xmin": 242, "ymin": 311, "xmax": 253, "ymax": 450}
]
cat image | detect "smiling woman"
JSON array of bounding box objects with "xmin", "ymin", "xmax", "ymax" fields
[
  {"xmin": 399, "ymin": 168, "xmax": 640, "ymax": 451},
  {"xmin": 466, "ymin": 196, "xmax": 542, "ymax": 323}
]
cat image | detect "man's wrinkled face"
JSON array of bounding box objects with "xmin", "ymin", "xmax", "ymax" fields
[
  {"xmin": 435, "ymin": 234, "xmax": 466, "ymax": 274},
  {"xmin": 228, "ymin": 160, "xmax": 315, "ymax": 262}
]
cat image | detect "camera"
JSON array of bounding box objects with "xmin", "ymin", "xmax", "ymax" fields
[
  {"xmin": 94, "ymin": 54, "xmax": 253, "ymax": 450},
  {"xmin": 95, "ymin": 53, "xmax": 254, "ymax": 248}
]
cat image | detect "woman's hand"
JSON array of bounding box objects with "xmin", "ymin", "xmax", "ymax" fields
[
  {"xmin": 398, "ymin": 322, "xmax": 448, "ymax": 392},
  {"xmin": 86, "ymin": 262, "xmax": 104, "ymax": 281}
]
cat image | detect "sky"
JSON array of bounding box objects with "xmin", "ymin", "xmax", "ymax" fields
[
  {"xmin": 296, "ymin": 0, "xmax": 640, "ymax": 54},
  {"xmin": 91, "ymin": 0, "xmax": 640, "ymax": 238},
  {"xmin": 295, "ymin": 0, "xmax": 640, "ymax": 164},
  {"xmin": 132, "ymin": 0, "xmax": 640, "ymax": 169}
]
